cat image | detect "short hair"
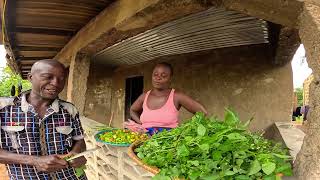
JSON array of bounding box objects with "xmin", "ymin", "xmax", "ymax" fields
[
  {"xmin": 30, "ymin": 59, "xmax": 66, "ymax": 75},
  {"xmin": 155, "ymin": 62, "xmax": 173, "ymax": 76}
]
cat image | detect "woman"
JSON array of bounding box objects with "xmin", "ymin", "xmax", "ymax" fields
[{"xmin": 129, "ymin": 62, "xmax": 207, "ymax": 135}]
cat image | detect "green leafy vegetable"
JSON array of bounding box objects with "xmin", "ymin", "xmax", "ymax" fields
[{"xmin": 135, "ymin": 109, "xmax": 292, "ymax": 179}]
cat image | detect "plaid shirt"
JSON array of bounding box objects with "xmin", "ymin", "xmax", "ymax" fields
[{"xmin": 0, "ymin": 92, "xmax": 87, "ymax": 180}]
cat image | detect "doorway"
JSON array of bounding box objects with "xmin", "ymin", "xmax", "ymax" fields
[{"xmin": 125, "ymin": 76, "xmax": 144, "ymax": 120}]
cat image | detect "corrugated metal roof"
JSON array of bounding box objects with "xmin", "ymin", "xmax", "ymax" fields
[{"xmin": 95, "ymin": 7, "xmax": 269, "ymax": 66}]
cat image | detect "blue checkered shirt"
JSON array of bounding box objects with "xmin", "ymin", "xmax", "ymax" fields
[{"xmin": 0, "ymin": 92, "xmax": 87, "ymax": 180}]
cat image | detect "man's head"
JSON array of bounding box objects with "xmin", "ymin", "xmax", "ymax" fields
[
  {"xmin": 152, "ymin": 62, "xmax": 173, "ymax": 90},
  {"xmin": 28, "ymin": 59, "xmax": 67, "ymax": 100}
]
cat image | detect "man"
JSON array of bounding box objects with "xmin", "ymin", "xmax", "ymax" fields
[{"xmin": 0, "ymin": 60, "xmax": 87, "ymax": 179}]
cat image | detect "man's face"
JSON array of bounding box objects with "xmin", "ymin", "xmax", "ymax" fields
[
  {"xmin": 152, "ymin": 65, "xmax": 172, "ymax": 90},
  {"xmin": 28, "ymin": 64, "xmax": 66, "ymax": 99}
]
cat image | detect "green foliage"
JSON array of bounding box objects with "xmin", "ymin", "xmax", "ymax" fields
[
  {"xmin": 0, "ymin": 66, "xmax": 31, "ymax": 96},
  {"xmin": 294, "ymin": 88, "xmax": 303, "ymax": 106},
  {"xmin": 135, "ymin": 110, "xmax": 292, "ymax": 180}
]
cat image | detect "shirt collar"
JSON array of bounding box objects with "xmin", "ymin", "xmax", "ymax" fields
[{"xmin": 17, "ymin": 91, "xmax": 60, "ymax": 115}]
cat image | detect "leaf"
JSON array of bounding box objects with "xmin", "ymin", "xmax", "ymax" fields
[
  {"xmin": 150, "ymin": 141, "xmax": 159, "ymax": 146},
  {"xmin": 212, "ymin": 151, "xmax": 222, "ymax": 161},
  {"xmin": 273, "ymin": 153, "xmax": 292, "ymax": 159},
  {"xmin": 241, "ymin": 117, "xmax": 253, "ymax": 128},
  {"xmin": 219, "ymin": 142, "xmax": 233, "ymax": 152},
  {"xmin": 197, "ymin": 124, "xmax": 206, "ymax": 136},
  {"xmin": 262, "ymin": 162, "xmax": 276, "ymax": 175},
  {"xmin": 199, "ymin": 144, "xmax": 210, "ymax": 152},
  {"xmin": 226, "ymin": 133, "xmax": 247, "ymax": 141},
  {"xmin": 243, "ymin": 119, "xmax": 251, "ymax": 127},
  {"xmin": 185, "ymin": 136, "xmax": 193, "ymax": 142},
  {"xmin": 169, "ymin": 166, "xmax": 180, "ymax": 177},
  {"xmin": 225, "ymin": 170, "xmax": 236, "ymax": 176},
  {"xmin": 248, "ymin": 159, "xmax": 261, "ymax": 175},
  {"xmin": 275, "ymin": 163, "xmax": 293, "ymax": 176},
  {"xmin": 263, "ymin": 174, "xmax": 276, "ymax": 180},
  {"xmin": 189, "ymin": 170, "xmax": 201, "ymax": 180},
  {"xmin": 177, "ymin": 144, "xmax": 189, "ymax": 157},
  {"xmin": 236, "ymin": 159, "xmax": 244, "ymax": 166},
  {"xmin": 235, "ymin": 175, "xmax": 251, "ymax": 180},
  {"xmin": 200, "ymin": 174, "xmax": 220, "ymax": 180},
  {"xmin": 188, "ymin": 160, "xmax": 200, "ymax": 166},
  {"xmin": 153, "ymin": 174, "xmax": 171, "ymax": 180},
  {"xmin": 224, "ymin": 108, "xmax": 240, "ymax": 126},
  {"xmin": 137, "ymin": 152, "xmax": 144, "ymax": 159}
]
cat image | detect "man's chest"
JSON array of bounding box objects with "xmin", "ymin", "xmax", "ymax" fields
[
  {"xmin": 0, "ymin": 107, "xmax": 74, "ymax": 153},
  {"xmin": 1, "ymin": 109, "xmax": 73, "ymax": 128}
]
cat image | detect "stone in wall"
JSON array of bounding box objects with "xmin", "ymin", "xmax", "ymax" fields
[
  {"xmin": 294, "ymin": 2, "xmax": 320, "ymax": 179},
  {"xmin": 303, "ymin": 74, "xmax": 313, "ymax": 105}
]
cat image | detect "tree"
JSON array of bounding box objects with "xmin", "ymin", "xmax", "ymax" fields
[
  {"xmin": 294, "ymin": 87, "xmax": 303, "ymax": 107},
  {"xmin": 0, "ymin": 66, "xmax": 31, "ymax": 97}
]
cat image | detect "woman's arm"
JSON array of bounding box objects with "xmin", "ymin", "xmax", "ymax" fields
[
  {"xmin": 129, "ymin": 93, "xmax": 145, "ymax": 124},
  {"xmin": 175, "ymin": 91, "xmax": 208, "ymax": 115}
]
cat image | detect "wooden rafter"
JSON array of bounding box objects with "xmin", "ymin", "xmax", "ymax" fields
[
  {"xmin": 17, "ymin": 56, "xmax": 54, "ymax": 61},
  {"xmin": 3, "ymin": 0, "xmax": 20, "ymax": 73},
  {"xmin": 13, "ymin": 27, "xmax": 74, "ymax": 36},
  {"xmin": 14, "ymin": 46, "xmax": 62, "ymax": 51}
]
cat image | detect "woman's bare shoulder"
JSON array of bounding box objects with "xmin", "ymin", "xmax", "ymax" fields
[
  {"xmin": 173, "ymin": 89, "xmax": 187, "ymax": 96},
  {"xmin": 139, "ymin": 90, "xmax": 151, "ymax": 100}
]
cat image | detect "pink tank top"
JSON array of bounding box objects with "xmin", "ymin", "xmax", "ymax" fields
[{"xmin": 140, "ymin": 89, "xmax": 179, "ymax": 128}]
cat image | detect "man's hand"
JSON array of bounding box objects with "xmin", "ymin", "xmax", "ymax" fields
[
  {"xmin": 63, "ymin": 152, "xmax": 87, "ymax": 168},
  {"xmin": 33, "ymin": 155, "xmax": 68, "ymax": 172}
]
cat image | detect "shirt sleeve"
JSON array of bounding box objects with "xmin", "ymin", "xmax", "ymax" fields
[{"xmin": 71, "ymin": 112, "xmax": 85, "ymax": 140}]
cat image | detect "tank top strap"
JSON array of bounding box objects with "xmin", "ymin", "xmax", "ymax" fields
[
  {"xmin": 143, "ymin": 90, "xmax": 151, "ymax": 108},
  {"xmin": 168, "ymin": 89, "xmax": 175, "ymax": 103},
  {"xmin": 166, "ymin": 89, "xmax": 177, "ymax": 111}
]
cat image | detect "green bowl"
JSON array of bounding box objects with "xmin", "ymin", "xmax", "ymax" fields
[{"xmin": 94, "ymin": 129, "xmax": 132, "ymax": 147}]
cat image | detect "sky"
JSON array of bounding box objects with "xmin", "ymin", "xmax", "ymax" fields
[
  {"xmin": 0, "ymin": 45, "xmax": 6, "ymax": 78},
  {"xmin": 0, "ymin": 45, "xmax": 6, "ymax": 69},
  {"xmin": 291, "ymin": 44, "xmax": 312, "ymax": 88},
  {"xmin": 0, "ymin": 44, "xmax": 313, "ymax": 88}
]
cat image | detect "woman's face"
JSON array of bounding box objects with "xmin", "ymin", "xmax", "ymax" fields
[{"xmin": 152, "ymin": 65, "xmax": 172, "ymax": 90}]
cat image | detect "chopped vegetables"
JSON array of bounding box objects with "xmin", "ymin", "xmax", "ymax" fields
[{"xmin": 99, "ymin": 129, "xmax": 148, "ymax": 144}]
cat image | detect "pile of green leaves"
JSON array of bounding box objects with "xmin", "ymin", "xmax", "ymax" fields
[{"xmin": 135, "ymin": 109, "xmax": 292, "ymax": 180}]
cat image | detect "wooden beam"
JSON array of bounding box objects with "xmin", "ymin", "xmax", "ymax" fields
[
  {"xmin": 17, "ymin": 56, "xmax": 54, "ymax": 61},
  {"xmin": 20, "ymin": 66, "xmax": 32, "ymax": 70},
  {"xmin": 6, "ymin": 0, "xmax": 17, "ymax": 44},
  {"xmin": 15, "ymin": 46, "xmax": 62, "ymax": 51},
  {"xmin": 19, "ymin": 51, "xmax": 58, "ymax": 57},
  {"xmin": 19, "ymin": 60, "xmax": 37, "ymax": 64},
  {"xmin": 13, "ymin": 27, "xmax": 74, "ymax": 36},
  {"xmin": 219, "ymin": 0, "xmax": 303, "ymax": 28},
  {"xmin": 4, "ymin": 0, "xmax": 20, "ymax": 74}
]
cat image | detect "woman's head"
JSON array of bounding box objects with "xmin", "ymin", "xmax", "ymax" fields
[{"xmin": 152, "ymin": 62, "xmax": 173, "ymax": 90}]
